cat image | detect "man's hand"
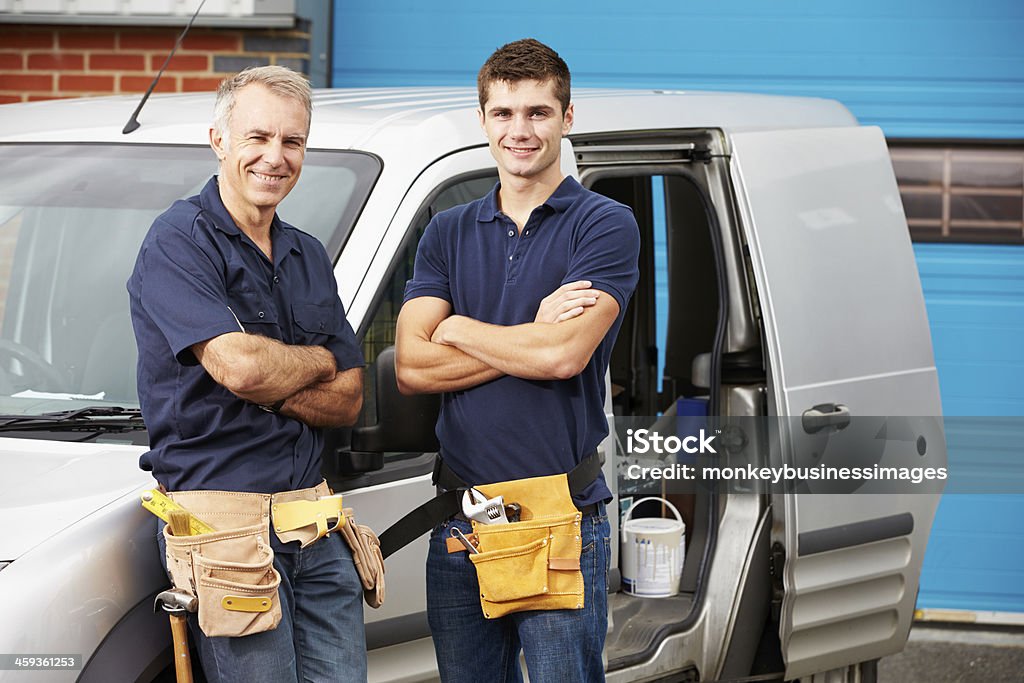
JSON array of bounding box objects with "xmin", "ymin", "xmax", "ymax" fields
[
  {"xmin": 534, "ymin": 280, "xmax": 602, "ymax": 323},
  {"xmin": 429, "ymin": 315, "xmax": 458, "ymax": 345},
  {"xmin": 279, "ymin": 367, "xmax": 363, "ymax": 428}
]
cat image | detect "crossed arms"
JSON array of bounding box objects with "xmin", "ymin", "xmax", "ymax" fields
[
  {"xmin": 193, "ymin": 333, "xmax": 363, "ymax": 428},
  {"xmin": 395, "ymin": 280, "xmax": 619, "ymax": 395},
  {"xmin": 190, "ymin": 279, "xmax": 616, "ymax": 419}
]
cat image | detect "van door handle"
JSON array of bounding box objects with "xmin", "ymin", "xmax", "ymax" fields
[{"xmin": 802, "ymin": 404, "xmax": 851, "ymax": 434}]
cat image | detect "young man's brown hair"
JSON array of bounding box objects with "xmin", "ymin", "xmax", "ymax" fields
[{"xmin": 477, "ymin": 38, "xmax": 571, "ymax": 114}]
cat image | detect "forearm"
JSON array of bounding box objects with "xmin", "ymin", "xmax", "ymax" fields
[
  {"xmin": 395, "ymin": 334, "xmax": 503, "ymax": 394},
  {"xmin": 394, "ymin": 296, "xmax": 503, "ymax": 395},
  {"xmin": 194, "ymin": 332, "xmax": 336, "ymax": 404},
  {"xmin": 433, "ymin": 295, "xmax": 620, "ymax": 381},
  {"xmin": 434, "ymin": 317, "xmax": 580, "ymax": 380},
  {"xmin": 280, "ymin": 367, "xmax": 363, "ymax": 428}
]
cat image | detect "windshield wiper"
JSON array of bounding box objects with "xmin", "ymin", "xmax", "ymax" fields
[
  {"xmin": 39, "ymin": 406, "xmax": 142, "ymax": 421},
  {"xmin": 0, "ymin": 406, "xmax": 146, "ymax": 433}
]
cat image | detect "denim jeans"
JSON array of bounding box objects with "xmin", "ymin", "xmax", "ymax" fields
[
  {"xmin": 158, "ymin": 527, "xmax": 366, "ymax": 683},
  {"xmin": 426, "ymin": 504, "xmax": 611, "ymax": 683}
]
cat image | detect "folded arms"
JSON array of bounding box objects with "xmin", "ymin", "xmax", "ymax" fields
[{"xmin": 395, "ymin": 280, "xmax": 619, "ymax": 395}]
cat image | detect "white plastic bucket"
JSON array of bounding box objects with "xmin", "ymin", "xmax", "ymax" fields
[{"xmin": 620, "ymin": 497, "xmax": 685, "ymax": 598}]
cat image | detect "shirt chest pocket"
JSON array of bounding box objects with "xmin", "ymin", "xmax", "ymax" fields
[
  {"xmin": 228, "ymin": 291, "xmax": 282, "ymax": 339},
  {"xmin": 291, "ymin": 301, "xmax": 343, "ymax": 345}
]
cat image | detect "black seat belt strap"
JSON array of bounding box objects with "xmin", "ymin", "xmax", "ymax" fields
[{"xmin": 378, "ymin": 488, "xmax": 461, "ymax": 560}]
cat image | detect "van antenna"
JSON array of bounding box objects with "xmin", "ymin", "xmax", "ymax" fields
[{"xmin": 122, "ymin": 0, "xmax": 208, "ymax": 135}]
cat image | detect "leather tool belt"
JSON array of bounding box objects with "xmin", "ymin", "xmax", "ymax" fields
[
  {"xmin": 464, "ymin": 472, "xmax": 586, "ymax": 619},
  {"xmin": 163, "ymin": 481, "xmax": 384, "ymax": 638},
  {"xmin": 377, "ymin": 452, "xmax": 603, "ymax": 619}
]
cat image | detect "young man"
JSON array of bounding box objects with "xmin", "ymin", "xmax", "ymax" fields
[
  {"xmin": 128, "ymin": 66, "xmax": 367, "ymax": 683},
  {"xmin": 395, "ymin": 39, "xmax": 640, "ymax": 682}
]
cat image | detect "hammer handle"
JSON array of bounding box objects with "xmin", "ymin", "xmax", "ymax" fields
[{"xmin": 168, "ymin": 613, "xmax": 194, "ymax": 683}]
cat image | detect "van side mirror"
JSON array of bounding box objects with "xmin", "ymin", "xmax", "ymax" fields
[{"xmin": 338, "ymin": 346, "xmax": 439, "ymax": 476}]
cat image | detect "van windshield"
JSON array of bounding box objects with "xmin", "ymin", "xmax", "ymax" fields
[{"xmin": 0, "ymin": 144, "xmax": 379, "ymax": 420}]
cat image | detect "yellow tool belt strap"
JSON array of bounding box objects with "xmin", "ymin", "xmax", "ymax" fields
[
  {"xmin": 269, "ymin": 481, "xmax": 345, "ymax": 547},
  {"xmin": 272, "ymin": 493, "xmax": 346, "ymax": 539},
  {"xmin": 165, "ymin": 480, "xmax": 345, "ymax": 547}
]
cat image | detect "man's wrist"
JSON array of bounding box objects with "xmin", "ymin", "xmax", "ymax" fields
[{"xmin": 258, "ymin": 398, "xmax": 286, "ymax": 413}]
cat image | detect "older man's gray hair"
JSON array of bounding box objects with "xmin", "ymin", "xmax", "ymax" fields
[{"xmin": 213, "ymin": 66, "xmax": 312, "ymax": 147}]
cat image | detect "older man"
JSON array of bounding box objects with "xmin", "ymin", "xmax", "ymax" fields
[{"xmin": 128, "ymin": 66, "xmax": 366, "ymax": 683}]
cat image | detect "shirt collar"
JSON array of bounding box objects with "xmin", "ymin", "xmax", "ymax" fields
[
  {"xmin": 271, "ymin": 217, "xmax": 302, "ymax": 267},
  {"xmin": 198, "ymin": 176, "xmax": 302, "ymax": 262},
  {"xmin": 199, "ymin": 176, "xmax": 241, "ymax": 236},
  {"xmin": 544, "ymin": 176, "xmax": 583, "ymax": 212},
  {"xmin": 476, "ymin": 182, "xmax": 503, "ymax": 223},
  {"xmin": 476, "ymin": 176, "xmax": 583, "ymax": 223}
]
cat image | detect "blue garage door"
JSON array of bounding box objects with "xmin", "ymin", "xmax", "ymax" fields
[
  {"xmin": 332, "ymin": 0, "xmax": 1024, "ymax": 614},
  {"xmin": 915, "ymin": 244, "xmax": 1024, "ymax": 613},
  {"xmin": 332, "ymin": 1, "xmax": 1024, "ymax": 138}
]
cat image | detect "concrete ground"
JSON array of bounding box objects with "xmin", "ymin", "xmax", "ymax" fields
[{"xmin": 880, "ymin": 624, "xmax": 1024, "ymax": 682}]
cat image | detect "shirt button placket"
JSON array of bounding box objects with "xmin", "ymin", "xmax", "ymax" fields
[{"xmin": 505, "ymin": 220, "xmax": 518, "ymax": 282}]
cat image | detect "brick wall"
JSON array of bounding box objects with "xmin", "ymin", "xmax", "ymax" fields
[{"xmin": 0, "ymin": 21, "xmax": 312, "ymax": 104}]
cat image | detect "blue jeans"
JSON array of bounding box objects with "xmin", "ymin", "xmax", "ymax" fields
[
  {"xmin": 158, "ymin": 528, "xmax": 366, "ymax": 683},
  {"xmin": 426, "ymin": 505, "xmax": 611, "ymax": 683}
]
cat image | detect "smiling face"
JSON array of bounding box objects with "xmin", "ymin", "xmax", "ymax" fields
[
  {"xmin": 478, "ymin": 78, "xmax": 573, "ymax": 187},
  {"xmin": 210, "ymin": 83, "xmax": 308, "ymax": 222}
]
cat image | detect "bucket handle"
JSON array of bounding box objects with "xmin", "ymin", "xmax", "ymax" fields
[{"xmin": 620, "ymin": 497, "xmax": 683, "ymax": 541}]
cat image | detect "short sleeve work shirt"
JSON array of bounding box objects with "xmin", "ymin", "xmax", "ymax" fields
[
  {"xmin": 403, "ymin": 177, "xmax": 640, "ymax": 506},
  {"xmin": 128, "ymin": 176, "xmax": 363, "ymax": 495}
]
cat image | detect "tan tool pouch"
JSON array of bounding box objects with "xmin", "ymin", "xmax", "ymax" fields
[
  {"xmin": 466, "ymin": 473, "xmax": 585, "ymax": 619},
  {"xmin": 163, "ymin": 491, "xmax": 281, "ymax": 638},
  {"xmin": 338, "ymin": 507, "xmax": 386, "ymax": 608}
]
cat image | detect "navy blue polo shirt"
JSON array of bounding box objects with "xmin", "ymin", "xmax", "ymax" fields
[
  {"xmin": 128, "ymin": 176, "xmax": 363, "ymax": 498},
  {"xmin": 403, "ymin": 177, "xmax": 640, "ymax": 507}
]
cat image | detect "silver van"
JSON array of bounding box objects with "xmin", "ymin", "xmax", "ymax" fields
[{"xmin": 0, "ymin": 88, "xmax": 946, "ymax": 682}]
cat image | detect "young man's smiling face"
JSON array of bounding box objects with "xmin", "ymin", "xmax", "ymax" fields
[
  {"xmin": 478, "ymin": 78, "xmax": 573, "ymax": 186},
  {"xmin": 211, "ymin": 83, "xmax": 308, "ymax": 217}
]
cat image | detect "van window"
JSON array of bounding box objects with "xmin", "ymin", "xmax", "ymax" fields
[
  {"xmin": 358, "ymin": 173, "xmax": 497, "ymax": 438},
  {"xmin": 0, "ymin": 144, "xmax": 379, "ymax": 422}
]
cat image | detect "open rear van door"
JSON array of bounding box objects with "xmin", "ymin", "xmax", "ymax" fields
[{"xmin": 728, "ymin": 126, "xmax": 947, "ymax": 678}]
